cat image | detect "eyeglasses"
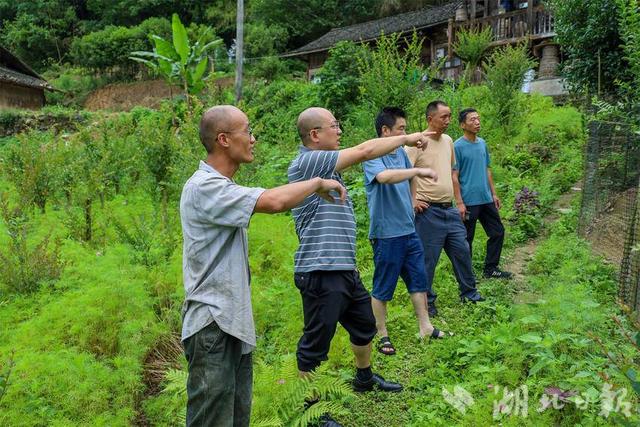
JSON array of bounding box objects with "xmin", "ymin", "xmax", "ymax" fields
[
  {"xmin": 219, "ymin": 126, "xmax": 254, "ymax": 138},
  {"xmin": 310, "ymin": 121, "xmax": 341, "ymax": 134}
]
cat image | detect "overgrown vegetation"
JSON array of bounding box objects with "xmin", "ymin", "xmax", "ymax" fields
[{"xmin": 1, "ymin": 14, "xmax": 639, "ymax": 426}]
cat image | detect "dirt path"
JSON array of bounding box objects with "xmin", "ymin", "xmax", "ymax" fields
[{"xmin": 506, "ymin": 185, "xmax": 582, "ymax": 298}]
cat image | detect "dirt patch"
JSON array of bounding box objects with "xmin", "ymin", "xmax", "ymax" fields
[
  {"xmin": 581, "ymin": 187, "xmax": 637, "ymax": 266},
  {"xmin": 84, "ymin": 80, "xmax": 180, "ymax": 111},
  {"xmin": 507, "ymin": 185, "xmax": 582, "ymax": 283},
  {"xmin": 84, "ymin": 77, "xmax": 235, "ymax": 112}
]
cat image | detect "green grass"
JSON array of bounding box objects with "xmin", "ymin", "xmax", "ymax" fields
[{"xmin": 0, "ymin": 82, "xmax": 638, "ymax": 425}]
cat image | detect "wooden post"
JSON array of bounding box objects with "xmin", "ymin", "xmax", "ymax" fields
[
  {"xmin": 470, "ymin": 0, "xmax": 477, "ymax": 19},
  {"xmin": 234, "ymin": 0, "xmax": 244, "ymax": 103},
  {"xmin": 447, "ymin": 18, "xmax": 454, "ymax": 60},
  {"xmin": 527, "ymin": 0, "xmax": 534, "ymax": 33},
  {"xmin": 484, "ymin": 0, "xmax": 489, "ymax": 17}
]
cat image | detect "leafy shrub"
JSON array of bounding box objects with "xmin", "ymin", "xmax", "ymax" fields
[
  {"xmin": 317, "ymin": 41, "xmax": 370, "ymax": 118},
  {"xmin": 250, "ymin": 56, "xmax": 307, "ymax": 82},
  {"xmin": 43, "ymin": 66, "xmax": 108, "ymax": 107},
  {"xmin": 357, "ymin": 31, "xmax": 424, "ymax": 113},
  {"xmin": 1, "ymin": 132, "xmax": 55, "ymax": 212},
  {"xmin": 112, "ymin": 214, "xmax": 176, "ymax": 267},
  {"xmin": 0, "ymin": 197, "xmax": 63, "ymax": 295},
  {"xmin": 70, "ymin": 17, "xmax": 172, "ymax": 78},
  {"xmin": 510, "ymin": 187, "xmax": 543, "ymax": 239},
  {"xmin": 484, "ymin": 42, "xmax": 537, "ymax": 134},
  {"xmin": 453, "ymin": 26, "xmax": 493, "ymax": 83}
]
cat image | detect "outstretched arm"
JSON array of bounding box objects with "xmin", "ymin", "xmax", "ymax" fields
[
  {"xmin": 254, "ymin": 177, "xmax": 346, "ymax": 214},
  {"xmin": 376, "ymin": 167, "xmax": 438, "ymax": 184},
  {"xmin": 335, "ymin": 131, "xmax": 434, "ymax": 172}
]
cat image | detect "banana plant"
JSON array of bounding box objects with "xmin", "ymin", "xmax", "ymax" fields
[{"xmin": 130, "ymin": 13, "xmax": 222, "ymax": 111}]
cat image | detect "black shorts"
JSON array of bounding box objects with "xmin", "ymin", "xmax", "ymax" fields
[{"xmin": 294, "ymin": 270, "xmax": 377, "ymax": 372}]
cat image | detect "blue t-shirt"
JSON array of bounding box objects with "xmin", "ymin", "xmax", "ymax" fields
[
  {"xmin": 453, "ymin": 136, "xmax": 493, "ymax": 206},
  {"xmin": 363, "ymin": 148, "xmax": 415, "ymax": 239}
]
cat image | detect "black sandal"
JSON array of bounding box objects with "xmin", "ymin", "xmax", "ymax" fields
[
  {"xmin": 377, "ymin": 336, "xmax": 396, "ymax": 355},
  {"xmin": 430, "ymin": 328, "xmax": 453, "ymax": 340}
]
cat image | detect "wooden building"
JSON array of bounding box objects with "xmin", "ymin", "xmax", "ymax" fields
[
  {"xmin": 283, "ymin": 0, "xmax": 560, "ymax": 91},
  {"xmin": 0, "ymin": 46, "xmax": 53, "ymax": 110}
]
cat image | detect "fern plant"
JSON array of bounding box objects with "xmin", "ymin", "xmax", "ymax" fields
[
  {"xmin": 160, "ymin": 368, "xmax": 188, "ymax": 425},
  {"xmin": 252, "ymin": 356, "xmax": 353, "ymax": 426}
]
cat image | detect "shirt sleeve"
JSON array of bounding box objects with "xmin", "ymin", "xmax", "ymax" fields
[
  {"xmin": 453, "ymin": 143, "xmax": 460, "ymax": 171},
  {"xmin": 191, "ymin": 176, "xmax": 265, "ymax": 228},
  {"xmin": 363, "ymin": 157, "xmax": 386, "ymax": 186},
  {"xmin": 297, "ymin": 150, "xmax": 338, "ymax": 180}
]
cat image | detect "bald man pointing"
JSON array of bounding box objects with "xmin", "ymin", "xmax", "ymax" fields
[
  {"xmin": 180, "ymin": 105, "xmax": 346, "ymax": 427},
  {"xmin": 288, "ymin": 107, "xmax": 433, "ymax": 404}
]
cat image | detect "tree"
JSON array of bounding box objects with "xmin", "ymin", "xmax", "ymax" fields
[
  {"xmin": 130, "ymin": 13, "xmax": 222, "ymax": 111},
  {"xmin": 549, "ymin": 0, "xmax": 632, "ymax": 98}
]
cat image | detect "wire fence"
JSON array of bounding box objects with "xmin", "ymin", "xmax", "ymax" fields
[{"xmin": 578, "ymin": 121, "xmax": 640, "ymax": 312}]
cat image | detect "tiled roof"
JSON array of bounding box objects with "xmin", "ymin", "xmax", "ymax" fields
[
  {"xmin": 0, "ymin": 46, "xmax": 53, "ymax": 90},
  {"xmin": 283, "ymin": 1, "xmax": 462, "ymax": 57}
]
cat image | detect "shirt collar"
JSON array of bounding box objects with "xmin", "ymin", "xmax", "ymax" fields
[{"xmin": 199, "ymin": 160, "xmax": 230, "ymax": 181}]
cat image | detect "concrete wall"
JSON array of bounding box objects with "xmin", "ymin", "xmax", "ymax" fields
[{"xmin": 0, "ymin": 82, "xmax": 45, "ymax": 110}]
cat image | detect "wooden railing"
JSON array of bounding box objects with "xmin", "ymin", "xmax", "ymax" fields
[{"xmin": 454, "ymin": 5, "xmax": 555, "ymax": 45}]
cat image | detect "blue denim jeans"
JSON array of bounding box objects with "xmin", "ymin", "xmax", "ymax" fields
[
  {"xmin": 414, "ymin": 206, "xmax": 482, "ymax": 304},
  {"xmin": 183, "ymin": 321, "xmax": 252, "ymax": 427}
]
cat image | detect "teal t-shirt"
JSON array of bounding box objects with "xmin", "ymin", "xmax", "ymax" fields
[
  {"xmin": 363, "ymin": 148, "xmax": 415, "ymax": 239},
  {"xmin": 453, "ymin": 136, "xmax": 494, "ymax": 206}
]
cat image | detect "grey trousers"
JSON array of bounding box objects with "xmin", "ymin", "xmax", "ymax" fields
[{"xmin": 183, "ymin": 321, "xmax": 253, "ymax": 427}]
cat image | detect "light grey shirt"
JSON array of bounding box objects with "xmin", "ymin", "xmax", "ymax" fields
[
  {"xmin": 287, "ymin": 146, "xmax": 356, "ymax": 272},
  {"xmin": 180, "ymin": 161, "xmax": 265, "ymax": 354}
]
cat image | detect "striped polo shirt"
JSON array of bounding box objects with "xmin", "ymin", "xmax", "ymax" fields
[{"xmin": 287, "ymin": 146, "xmax": 357, "ymax": 272}]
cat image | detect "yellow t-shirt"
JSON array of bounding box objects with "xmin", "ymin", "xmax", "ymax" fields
[{"xmin": 405, "ymin": 133, "xmax": 455, "ymax": 203}]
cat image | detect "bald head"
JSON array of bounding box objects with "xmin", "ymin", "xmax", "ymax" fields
[
  {"xmin": 297, "ymin": 107, "xmax": 333, "ymax": 144},
  {"xmin": 199, "ymin": 105, "xmax": 244, "ymax": 153}
]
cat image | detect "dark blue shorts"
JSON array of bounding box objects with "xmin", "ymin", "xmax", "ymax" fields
[{"xmin": 370, "ymin": 232, "xmax": 428, "ymax": 301}]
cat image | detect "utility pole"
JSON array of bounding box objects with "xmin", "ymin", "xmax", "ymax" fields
[{"xmin": 235, "ymin": 0, "xmax": 244, "ymax": 104}]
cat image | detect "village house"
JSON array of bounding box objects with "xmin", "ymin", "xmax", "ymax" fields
[
  {"xmin": 0, "ymin": 46, "xmax": 53, "ymax": 110},
  {"xmin": 282, "ymin": 0, "xmax": 563, "ymax": 96}
]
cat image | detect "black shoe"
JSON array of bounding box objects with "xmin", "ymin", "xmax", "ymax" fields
[
  {"xmin": 484, "ymin": 268, "xmax": 513, "ymax": 279},
  {"xmin": 353, "ymin": 373, "xmax": 403, "ymax": 393},
  {"xmin": 428, "ymin": 302, "xmax": 438, "ymax": 318},
  {"xmin": 461, "ymin": 294, "xmax": 485, "ymax": 303},
  {"xmin": 317, "ymin": 413, "xmax": 342, "ymax": 427}
]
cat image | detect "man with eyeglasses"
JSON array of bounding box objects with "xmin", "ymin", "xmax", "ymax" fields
[
  {"xmin": 180, "ymin": 105, "xmax": 347, "ymax": 427},
  {"xmin": 287, "ymin": 107, "xmax": 433, "ymax": 424}
]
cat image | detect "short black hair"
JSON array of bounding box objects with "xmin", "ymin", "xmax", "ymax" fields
[
  {"xmin": 459, "ymin": 108, "xmax": 478, "ymax": 124},
  {"xmin": 425, "ymin": 100, "xmax": 448, "ymax": 118},
  {"xmin": 375, "ymin": 107, "xmax": 406, "ymax": 137}
]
